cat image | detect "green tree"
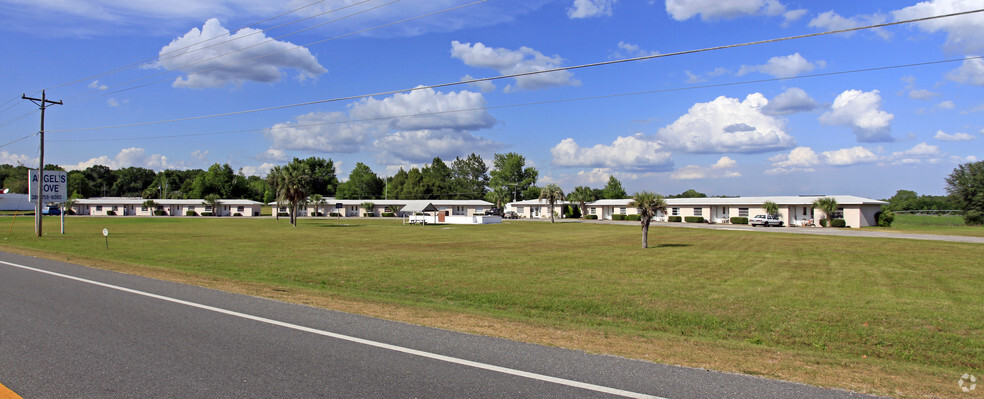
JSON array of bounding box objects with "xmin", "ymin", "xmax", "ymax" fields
[
  {"xmin": 361, "ymin": 201, "xmax": 376, "ymax": 217},
  {"xmin": 538, "ymin": 184, "xmax": 565, "ymax": 223},
  {"xmin": 629, "ymin": 191, "xmax": 667, "ymax": 249},
  {"xmin": 203, "ymin": 194, "xmax": 221, "ymax": 216},
  {"xmin": 310, "ymin": 194, "xmax": 325, "ymax": 217},
  {"xmin": 143, "ymin": 199, "xmax": 157, "ymax": 217},
  {"xmin": 190, "ymin": 163, "xmax": 237, "ymax": 198},
  {"xmin": 450, "ymin": 153, "xmax": 489, "ymax": 200},
  {"xmin": 485, "ymin": 188, "xmax": 509, "ymax": 209},
  {"xmin": 488, "ymin": 152, "xmax": 538, "ymax": 201},
  {"xmin": 812, "ymin": 197, "xmax": 838, "ymax": 228},
  {"xmin": 763, "ymin": 201, "xmax": 780, "ymax": 217},
  {"xmin": 567, "ymin": 186, "xmax": 597, "ymax": 218},
  {"xmin": 277, "ymin": 161, "xmax": 312, "ymax": 226},
  {"xmin": 422, "ymin": 157, "xmax": 453, "ymax": 199},
  {"xmin": 83, "ymin": 165, "xmax": 115, "ymax": 197},
  {"xmin": 111, "ymin": 167, "xmax": 156, "ymax": 197},
  {"xmin": 336, "ymin": 162, "xmax": 383, "ymax": 199},
  {"xmin": 601, "ymin": 176, "xmax": 627, "ymax": 199},
  {"xmin": 266, "ymin": 166, "xmax": 284, "ymax": 221},
  {"xmin": 387, "ymin": 168, "xmax": 408, "ymax": 199},
  {"xmin": 945, "ymin": 160, "xmax": 984, "ymax": 225},
  {"xmin": 399, "ymin": 168, "xmax": 426, "ymax": 200},
  {"xmin": 671, "ymin": 189, "xmax": 707, "ymax": 198},
  {"xmin": 298, "ymin": 156, "xmax": 338, "ymax": 196}
]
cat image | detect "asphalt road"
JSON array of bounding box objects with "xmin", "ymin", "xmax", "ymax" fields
[{"xmin": 0, "ymin": 251, "xmax": 881, "ymax": 398}]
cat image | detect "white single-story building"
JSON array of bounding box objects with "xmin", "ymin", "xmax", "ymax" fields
[
  {"xmin": 271, "ymin": 198, "xmax": 496, "ymax": 218},
  {"xmin": 504, "ymin": 199, "xmax": 575, "ymax": 219},
  {"xmin": 400, "ymin": 201, "xmax": 501, "ymax": 225},
  {"xmin": 72, "ymin": 198, "xmax": 263, "ymax": 217},
  {"xmin": 582, "ymin": 195, "xmax": 887, "ymax": 228}
]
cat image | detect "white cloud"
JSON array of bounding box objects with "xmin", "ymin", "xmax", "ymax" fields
[
  {"xmin": 88, "ymin": 80, "xmax": 107, "ymax": 90},
  {"xmin": 671, "ymin": 156, "xmax": 741, "ymax": 180},
  {"xmin": 938, "ymin": 100, "xmax": 956, "ymax": 110},
  {"xmin": 782, "ymin": 9, "xmax": 808, "ymax": 26},
  {"xmin": 908, "ymin": 89, "xmax": 940, "ymax": 100},
  {"xmin": 451, "ymin": 41, "xmax": 580, "ymax": 92},
  {"xmin": 821, "ymin": 146, "xmax": 879, "ymax": 166},
  {"xmin": 61, "ymin": 147, "xmax": 168, "ymax": 171},
  {"xmin": 0, "ymin": 151, "xmax": 35, "ymax": 166},
  {"xmin": 934, "ymin": 130, "xmax": 975, "ymax": 141},
  {"xmin": 239, "ymin": 162, "xmax": 277, "ymax": 177},
  {"xmin": 152, "ymin": 18, "xmax": 326, "ymax": 89},
  {"xmin": 890, "ymin": 142, "xmax": 943, "ymax": 164},
  {"xmin": 611, "ymin": 41, "xmax": 659, "ymax": 59},
  {"xmin": 819, "ymin": 89, "xmax": 894, "ymax": 142},
  {"xmin": 737, "ymin": 53, "xmax": 825, "ymax": 78},
  {"xmin": 260, "ymin": 148, "xmax": 289, "ymax": 162},
  {"xmin": 665, "ymin": 0, "xmax": 786, "ymax": 21},
  {"xmin": 762, "ymin": 87, "xmax": 820, "ymax": 115},
  {"xmin": 568, "ymin": 0, "xmax": 617, "ymax": 18},
  {"xmin": 461, "ymin": 74, "xmax": 496, "ymax": 92},
  {"xmin": 808, "ymin": 11, "xmax": 891, "ymax": 39},
  {"xmin": 373, "ymin": 129, "xmax": 501, "ymax": 164},
  {"xmin": 550, "ymin": 134, "xmax": 673, "ymax": 171},
  {"xmin": 657, "ymin": 93, "xmax": 796, "ymax": 153},
  {"xmin": 266, "ymin": 88, "xmax": 496, "ymax": 156},
  {"xmin": 946, "ymin": 58, "xmax": 984, "ymax": 86},
  {"xmin": 575, "ymin": 168, "xmax": 613, "ymax": 184},
  {"xmin": 107, "ymin": 98, "xmax": 120, "ymax": 107},
  {"xmin": 191, "ymin": 150, "xmax": 209, "ymax": 160},
  {"xmin": 683, "ymin": 67, "xmax": 729, "ymax": 83},
  {"xmin": 893, "ymin": 0, "xmax": 984, "ymax": 53}
]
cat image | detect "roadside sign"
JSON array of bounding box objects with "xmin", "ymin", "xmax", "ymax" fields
[
  {"xmin": 28, "ymin": 170, "xmax": 68, "ymax": 203},
  {"xmin": 335, "ymin": 203, "xmax": 343, "ymax": 209}
]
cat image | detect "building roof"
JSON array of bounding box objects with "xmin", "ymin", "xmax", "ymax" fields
[
  {"xmin": 74, "ymin": 198, "xmax": 263, "ymax": 205},
  {"xmin": 272, "ymin": 198, "xmax": 494, "ymax": 207},
  {"xmin": 400, "ymin": 201, "xmax": 440, "ymax": 213},
  {"xmin": 506, "ymin": 199, "xmax": 574, "ymax": 206},
  {"xmin": 584, "ymin": 195, "xmax": 886, "ymax": 207}
]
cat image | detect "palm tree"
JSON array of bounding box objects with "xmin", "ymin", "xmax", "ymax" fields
[
  {"xmin": 812, "ymin": 196, "xmax": 838, "ymax": 227},
  {"xmin": 143, "ymin": 199, "xmax": 157, "ymax": 217},
  {"xmin": 361, "ymin": 201, "xmax": 376, "ymax": 217},
  {"xmin": 567, "ymin": 186, "xmax": 596, "ymax": 219},
  {"xmin": 277, "ymin": 162, "xmax": 312, "ymax": 226},
  {"xmin": 763, "ymin": 201, "xmax": 779, "ymax": 217},
  {"xmin": 203, "ymin": 194, "xmax": 221, "ymax": 216},
  {"xmin": 629, "ymin": 191, "xmax": 667, "ymax": 249},
  {"xmin": 310, "ymin": 194, "xmax": 325, "ymax": 217},
  {"xmin": 486, "ymin": 188, "xmax": 509, "ymax": 210},
  {"xmin": 267, "ymin": 165, "xmax": 284, "ymax": 221},
  {"xmin": 538, "ymin": 184, "xmax": 565, "ymax": 223}
]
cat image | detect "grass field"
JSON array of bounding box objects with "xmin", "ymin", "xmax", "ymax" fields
[
  {"xmin": 864, "ymin": 214, "xmax": 984, "ymax": 237},
  {"xmin": 1, "ymin": 216, "xmax": 982, "ymax": 398}
]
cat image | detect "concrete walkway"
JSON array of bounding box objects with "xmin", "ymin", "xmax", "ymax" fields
[{"xmin": 579, "ymin": 219, "xmax": 984, "ymax": 244}]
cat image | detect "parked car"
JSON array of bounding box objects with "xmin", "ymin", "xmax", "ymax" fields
[
  {"xmin": 485, "ymin": 207, "xmax": 503, "ymax": 216},
  {"xmin": 503, "ymin": 211, "xmax": 518, "ymax": 219},
  {"xmin": 749, "ymin": 214, "xmax": 783, "ymax": 227},
  {"xmin": 41, "ymin": 206, "xmax": 61, "ymax": 216}
]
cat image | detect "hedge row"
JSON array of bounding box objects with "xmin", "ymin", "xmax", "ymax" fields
[
  {"xmin": 626, "ymin": 214, "xmax": 640, "ymax": 221},
  {"xmin": 585, "ymin": 215, "xmax": 598, "ymax": 219},
  {"xmin": 668, "ymin": 216, "xmax": 682, "ymax": 222},
  {"xmin": 612, "ymin": 214, "xmax": 626, "ymax": 220},
  {"xmin": 730, "ymin": 217, "xmax": 748, "ymax": 224},
  {"xmin": 684, "ymin": 216, "xmax": 706, "ymax": 223}
]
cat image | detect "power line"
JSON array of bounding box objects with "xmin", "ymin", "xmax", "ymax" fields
[
  {"xmin": 48, "ymin": 56, "xmax": 981, "ymax": 143},
  {"xmin": 46, "ymin": 8, "xmax": 984, "ymax": 134}
]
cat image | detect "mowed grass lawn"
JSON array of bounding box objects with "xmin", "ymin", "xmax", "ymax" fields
[
  {"xmin": 2, "ymin": 216, "xmax": 982, "ymax": 398},
  {"xmin": 863, "ymin": 214, "xmax": 984, "ymax": 237}
]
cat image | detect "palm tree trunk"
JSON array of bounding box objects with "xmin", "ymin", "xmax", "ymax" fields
[{"xmin": 642, "ymin": 219, "xmax": 650, "ymax": 248}]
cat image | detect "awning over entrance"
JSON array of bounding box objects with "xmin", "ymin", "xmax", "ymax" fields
[{"xmin": 400, "ymin": 201, "xmax": 438, "ymax": 214}]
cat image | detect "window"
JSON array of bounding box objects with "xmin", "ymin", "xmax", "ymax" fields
[
  {"xmin": 723, "ymin": 207, "xmax": 729, "ymax": 216},
  {"xmin": 141, "ymin": 206, "xmax": 148, "ymax": 211},
  {"xmin": 694, "ymin": 208, "xmax": 702, "ymax": 216},
  {"xmin": 589, "ymin": 207, "xmax": 596, "ymax": 215},
  {"xmin": 803, "ymin": 206, "xmax": 807, "ymax": 216},
  {"xmin": 96, "ymin": 205, "xmax": 102, "ymax": 211},
  {"xmin": 671, "ymin": 207, "xmax": 679, "ymax": 216},
  {"xmin": 189, "ymin": 206, "xmax": 196, "ymax": 211},
  {"xmin": 517, "ymin": 206, "xmax": 524, "ymax": 213},
  {"xmin": 204, "ymin": 206, "xmax": 213, "ymax": 212},
  {"xmin": 237, "ymin": 206, "xmax": 244, "ymax": 212},
  {"xmin": 157, "ymin": 206, "xmax": 164, "ymax": 211},
  {"xmin": 619, "ymin": 207, "xmax": 626, "ymax": 215},
  {"xmin": 738, "ymin": 207, "xmax": 749, "ymax": 217}
]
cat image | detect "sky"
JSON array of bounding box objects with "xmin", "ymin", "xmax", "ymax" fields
[{"xmin": 0, "ymin": 0, "xmax": 982, "ymax": 199}]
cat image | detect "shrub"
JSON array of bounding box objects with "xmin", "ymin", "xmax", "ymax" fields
[
  {"xmin": 201, "ymin": 212, "xmax": 214, "ymax": 216},
  {"xmin": 233, "ymin": 213, "xmax": 242, "ymax": 217},
  {"xmin": 585, "ymin": 215, "xmax": 598, "ymax": 219},
  {"xmin": 876, "ymin": 211, "xmax": 894, "ymax": 227},
  {"xmin": 832, "ymin": 219, "xmax": 847, "ymax": 228},
  {"xmin": 329, "ymin": 212, "xmax": 340, "ymax": 217},
  {"xmin": 820, "ymin": 218, "xmax": 828, "ymax": 227},
  {"xmin": 668, "ymin": 216, "xmax": 682, "ymax": 222},
  {"xmin": 186, "ymin": 210, "xmax": 198, "ymax": 216},
  {"xmin": 364, "ymin": 213, "xmax": 375, "ymax": 217},
  {"xmin": 106, "ymin": 210, "xmax": 116, "ymax": 216},
  {"xmin": 382, "ymin": 212, "xmax": 396, "ymax": 217},
  {"xmin": 965, "ymin": 210, "xmax": 984, "ymax": 226},
  {"xmin": 730, "ymin": 217, "xmax": 748, "ymax": 224},
  {"xmin": 625, "ymin": 214, "xmax": 641, "ymax": 221},
  {"xmin": 612, "ymin": 214, "xmax": 626, "ymax": 220},
  {"xmin": 684, "ymin": 216, "xmax": 706, "ymax": 223},
  {"xmin": 154, "ymin": 210, "xmax": 167, "ymax": 216},
  {"xmin": 277, "ymin": 212, "xmax": 290, "ymax": 217}
]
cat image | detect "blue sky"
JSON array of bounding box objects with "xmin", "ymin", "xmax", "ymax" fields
[{"xmin": 1, "ymin": 0, "xmax": 982, "ymax": 199}]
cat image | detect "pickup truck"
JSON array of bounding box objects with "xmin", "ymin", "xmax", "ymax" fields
[
  {"xmin": 41, "ymin": 206, "xmax": 61, "ymax": 216},
  {"xmin": 749, "ymin": 214, "xmax": 783, "ymax": 227}
]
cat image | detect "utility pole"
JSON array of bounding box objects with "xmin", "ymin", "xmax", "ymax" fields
[{"xmin": 23, "ymin": 90, "xmax": 63, "ymax": 237}]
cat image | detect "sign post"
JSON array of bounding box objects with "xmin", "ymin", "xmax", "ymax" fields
[
  {"xmin": 28, "ymin": 170, "xmax": 67, "ymax": 237},
  {"xmin": 335, "ymin": 203, "xmax": 343, "ymax": 224}
]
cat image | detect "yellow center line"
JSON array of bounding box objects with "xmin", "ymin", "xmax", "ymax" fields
[{"xmin": 0, "ymin": 382, "xmax": 22, "ymax": 399}]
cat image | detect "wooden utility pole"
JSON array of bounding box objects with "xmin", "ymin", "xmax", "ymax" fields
[{"xmin": 22, "ymin": 90, "xmax": 62, "ymax": 237}]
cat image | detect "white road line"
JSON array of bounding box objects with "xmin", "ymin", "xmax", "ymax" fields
[{"xmin": 1, "ymin": 260, "xmax": 664, "ymax": 399}]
